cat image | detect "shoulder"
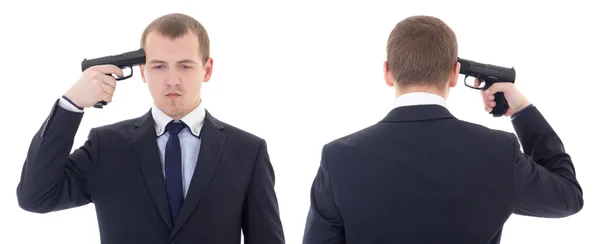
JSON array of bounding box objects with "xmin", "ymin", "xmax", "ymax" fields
[
  {"xmin": 205, "ymin": 110, "xmax": 264, "ymax": 145},
  {"xmin": 87, "ymin": 116, "xmax": 141, "ymax": 141},
  {"xmin": 204, "ymin": 111, "xmax": 268, "ymax": 160},
  {"xmin": 206, "ymin": 112, "xmax": 273, "ymax": 170},
  {"xmin": 455, "ymin": 118, "xmax": 517, "ymax": 143},
  {"xmin": 321, "ymin": 124, "xmax": 381, "ymax": 155},
  {"xmin": 90, "ymin": 107, "xmax": 147, "ymax": 132},
  {"xmin": 94, "ymin": 117, "xmax": 139, "ymax": 132},
  {"xmin": 220, "ymin": 120, "xmax": 265, "ymax": 145},
  {"xmin": 448, "ymin": 118, "xmax": 521, "ymax": 160}
]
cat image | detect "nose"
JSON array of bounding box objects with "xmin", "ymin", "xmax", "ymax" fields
[{"xmin": 165, "ymin": 70, "xmax": 181, "ymax": 86}]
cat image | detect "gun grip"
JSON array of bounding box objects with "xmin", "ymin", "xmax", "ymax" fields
[
  {"xmin": 92, "ymin": 67, "xmax": 133, "ymax": 109},
  {"xmin": 491, "ymin": 92, "xmax": 509, "ymax": 117},
  {"xmin": 93, "ymin": 101, "xmax": 107, "ymax": 108}
]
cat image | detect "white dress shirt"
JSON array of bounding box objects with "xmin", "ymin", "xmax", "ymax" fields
[
  {"xmin": 394, "ymin": 92, "xmax": 447, "ymax": 108},
  {"xmin": 58, "ymin": 97, "xmax": 204, "ymax": 198}
]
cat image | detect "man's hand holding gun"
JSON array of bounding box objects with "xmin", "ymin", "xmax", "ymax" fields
[
  {"xmin": 63, "ymin": 49, "xmax": 146, "ymax": 109},
  {"xmin": 458, "ymin": 58, "xmax": 532, "ymax": 117}
]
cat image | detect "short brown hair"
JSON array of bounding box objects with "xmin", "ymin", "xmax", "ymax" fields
[
  {"xmin": 140, "ymin": 13, "xmax": 210, "ymax": 63},
  {"xmin": 386, "ymin": 15, "xmax": 458, "ymax": 90}
]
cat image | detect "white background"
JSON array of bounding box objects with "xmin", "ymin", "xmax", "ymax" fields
[{"xmin": 0, "ymin": 0, "xmax": 597, "ymax": 243}]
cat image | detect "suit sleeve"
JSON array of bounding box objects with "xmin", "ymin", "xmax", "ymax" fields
[
  {"xmin": 302, "ymin": 144, "xmax": 345, "ymax": 244},
  {"xmin": 16, "ymin": 99, "xmax": 97, "ymax": 213},
  {"xmin": 510, "ymin": 105, "xmax": 584, "ymax": 218},
  {"xmin": 242, "ymin": 139, "xmax": 285, "ymax": 244}
]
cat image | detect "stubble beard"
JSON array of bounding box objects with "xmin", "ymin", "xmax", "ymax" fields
[{"xmin": 163, "ymin": 99, "xmax": 188, "ymax": 120}]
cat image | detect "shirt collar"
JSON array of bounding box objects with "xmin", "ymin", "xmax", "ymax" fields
[
  {"xmin": 394, "ymin": 92, "xmax": 446, "ymax": 108},
  {"xmin": 151, "ymin": 102, "xmax": 206, "ymax": 137}
]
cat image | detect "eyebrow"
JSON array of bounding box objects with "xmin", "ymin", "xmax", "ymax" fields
[{"xmin": 147, "ymin": 59, "xmax": 197, "ymax": 64}]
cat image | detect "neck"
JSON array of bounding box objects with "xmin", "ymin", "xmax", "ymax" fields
[{"xmin": 396, "ymin": 85, "xmax": 447, "ymax": 99}]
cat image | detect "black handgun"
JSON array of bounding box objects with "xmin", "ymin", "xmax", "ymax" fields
[
  {"xmin": 81, "ymin": 48, "xmax": 146, "ymax": 108},
  {"xmin": 458, "ymin": 57, "xmax": 516, "ymax": 117}
]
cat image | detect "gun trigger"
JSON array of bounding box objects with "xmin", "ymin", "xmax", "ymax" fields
[{"xmin": 116, "ymin": 66, "xmax": 134, "ymax": 81}]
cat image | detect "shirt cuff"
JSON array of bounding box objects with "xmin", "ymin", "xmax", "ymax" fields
[
  {"xmin": 510, "ymin": 103, "xmax": 533, "ymax": 120},
  {"xmin": 59, "ymin": 95, "xmax": 84, "ymax": 113}
]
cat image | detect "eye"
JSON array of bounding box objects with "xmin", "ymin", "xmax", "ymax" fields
[
  {"xmin": 181, "ymin": 65, "xmax": 192, "ymax": 69},
  {"xmin": 153, "ymin": 65, "xmax": 164, "ymax": 70}
]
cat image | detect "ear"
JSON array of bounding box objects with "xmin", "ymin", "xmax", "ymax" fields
[
  {"xmin": 384, "ymin": 61, "xmax": 395, "ymax": 87},
  {"xmin": 202, "ymin": 57, "xmax": 214, "ymax": 82},
  {"xmin": 448, "ymin": 61, "xmax": 460, "ymax": 88},
  {"xmin": 139, "ymin": 65, "xmax": 147, "ymax": 84}
]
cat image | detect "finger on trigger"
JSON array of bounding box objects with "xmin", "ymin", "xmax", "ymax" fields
[{"xmin": 113, "ymin": 66, "xmax": 124, "ymax": 78}]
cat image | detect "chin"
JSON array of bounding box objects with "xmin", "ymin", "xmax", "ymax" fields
[{"xmin": 161, "ymin": 102, "xmax": 187, "ymax": 117}]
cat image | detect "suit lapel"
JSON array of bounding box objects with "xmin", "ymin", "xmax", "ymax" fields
[
  {"xmin": 171, "ymin": 111, "xmax": 226, "ymax": 237},
  {"xmin": 131, "ymin": 110, "xmax": 174, "ymax": 230}
]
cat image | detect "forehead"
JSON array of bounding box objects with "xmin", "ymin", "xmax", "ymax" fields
[{"xmin": 144, "ymin": 31, "xmax": 202, "ymax": 60}]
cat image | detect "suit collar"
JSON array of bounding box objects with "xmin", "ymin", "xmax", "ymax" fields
[{"xmin": 381, "ymin": 104, "xmax": 455, "ymax": 123}]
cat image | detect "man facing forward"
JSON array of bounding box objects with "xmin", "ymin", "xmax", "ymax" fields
[{"xmin": 17, "ymin": 13, "xmax": 285, "ymax": 244}]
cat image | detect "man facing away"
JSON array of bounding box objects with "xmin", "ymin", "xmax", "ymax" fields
[
  {"xmin": 16, "ymin": 13, "xmax": 285, "ymax": 244},
  {"xmin": 302, "ymin": 15, "xmax": 583, "ymax": 244}
]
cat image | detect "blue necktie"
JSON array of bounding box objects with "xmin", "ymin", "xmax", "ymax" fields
[{"xmin": 165, "ymin": 120, "xmax": 186, "ymax": 222}]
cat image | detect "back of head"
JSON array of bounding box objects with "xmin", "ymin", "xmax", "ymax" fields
[
  {"xmin": 386, "ymin": 15, "xmax": 458, "ymax": 91},
  {"xmin": 140, "ymin": 13, "xmax": 211, "ymax": 63}
]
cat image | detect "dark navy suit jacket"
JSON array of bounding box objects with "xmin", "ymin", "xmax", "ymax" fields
[
  {"xmin": 17, "ymin": 100, "xmax": 285, "ymax": 244},
  {"xmin": 302, "ymin": 104, "xmax": 583, "ymax": 244}
]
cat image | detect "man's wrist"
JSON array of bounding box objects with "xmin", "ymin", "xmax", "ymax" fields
[
  {"xmin": 61, "ymin": 95, "xmax": 84, "ymax": 110},
  {"xmin": 511, "ymin": 103, "xmax": 534, "ymax": 120},
  {"xmin": 59, "ymin": 95, "xmax": 84, "ymax": 113}
]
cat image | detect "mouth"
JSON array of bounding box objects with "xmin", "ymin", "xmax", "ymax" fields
[{"xmin": 166, "ymin": 93, "xmax": 181, "ymax": 99}]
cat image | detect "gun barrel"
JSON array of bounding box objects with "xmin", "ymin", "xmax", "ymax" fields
[
  {"xmin": 81, "ymin": 48, "xmax": 146, "ymax": 71},
  {"xmin": 458, "ymin": 57, "xmax": 516, "ymax": 82}
]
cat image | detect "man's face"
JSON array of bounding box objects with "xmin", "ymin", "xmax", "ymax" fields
[{"xmin": 140, "ymin": 30, "xmax": 213, "ymax": 119}]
